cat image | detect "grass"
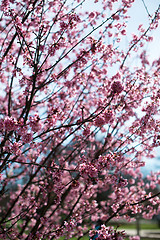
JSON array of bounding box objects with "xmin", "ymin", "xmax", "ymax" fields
[
  {"xmin": 118, "ymin": 222, "xmax": 159, "ymax": 230},
  {"xmin": 58, "ymin": 220, "xmax": 160, "ymax": 240}
]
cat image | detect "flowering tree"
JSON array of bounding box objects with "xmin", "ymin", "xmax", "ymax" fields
[{"xmin": 0, "ymin": 0, "xmax": 160, "ymax": 239}]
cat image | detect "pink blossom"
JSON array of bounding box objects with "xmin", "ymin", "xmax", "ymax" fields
[
  {"xmin": 89, "ymin": 12, "xmax": 95, "ymax": 18},
  {"xmin": 11, "ymin": 142, "xmax": 22, "ymax": 155},
  {"xmin": 94, "ymin": 115, "xmax": 105, "ymax": 127},
  {"xmin": 22, "ymin": 133, "xmax": 33, "ymax": 143},
  {"xmin": 0, "ymin": 119, "xmax": 4, "ymax": 130},
  {"xmin": 111, "ymin": 81, "xmax": 124, "ymax": 94},
  {"xmin": 103, "ymin": 110, "xmax": 113, "ymax": 123},
  {"xmin": 29, "ymin": 114, "xmax": 41, "ymax": 132},
  {"xmin": 4, "ymin": 117, "xmax": 17, "ymax": 131},
  {"xmin": 79, "ymin": 162, "xmax": 98, "ymax": 179}
]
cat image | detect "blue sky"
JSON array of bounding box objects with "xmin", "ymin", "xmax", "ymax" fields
[{"xmin": 127, "ymin": 0, "xmax": 160, "ymax": 61}]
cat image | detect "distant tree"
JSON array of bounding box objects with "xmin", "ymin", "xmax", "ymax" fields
[{"xmin": 0, "ymin": 0, "xmax": 160, "ymax": 239}]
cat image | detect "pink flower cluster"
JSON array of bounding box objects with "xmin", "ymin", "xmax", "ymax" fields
[
  {"xmin": 4, "ymin": 116, "xmax": 17, "ymax": 131},
  {"xmin": 104, "ymin": 110, "xmax": 114, "ymax": 123},
  {"xmin": 21, "ymin": 132, "xmax": 33, "ymax": 143},
  {"xmin": 94, "ymin": 110, "xmax": 113, "ymax": 127},
  {"xmin": 111, "ymin": 81, "xmax": 124, "ymax": 94},
  {"xmin": 94, "ymin": 115, "xmax": 105, "ymax": 127},
  {"xmin": 79, "ymin": 162, "xmax": 98, "ymax": 179},
  {"xmin": 29, "ymin": 114, "xmax": 42, "ymax": 132}
]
